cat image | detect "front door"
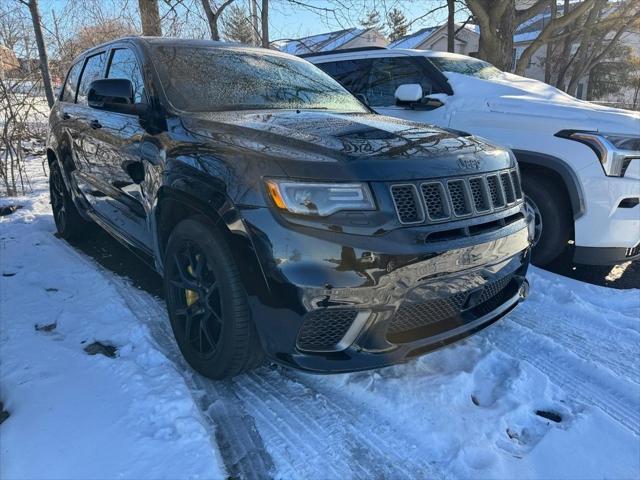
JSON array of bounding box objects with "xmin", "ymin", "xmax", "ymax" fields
[
  {"xmin": 72, "ymin": 47, "xmax": 151, "ymax": 250},
  {"xmin": 364, "ymin": 56, "xmax": 450, "ymax": 127}
]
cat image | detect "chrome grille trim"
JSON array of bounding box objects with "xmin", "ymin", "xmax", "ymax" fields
[{"xmin": 390, "ymin": 168, "xmax": 523, "ymax": 225}]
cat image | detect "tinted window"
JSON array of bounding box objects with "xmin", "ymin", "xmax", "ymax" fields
[
  {"xmin": 151, "ymin": 46, "xmax": 367, "ymax": 113},
  {"xmin": 428, "ymin": 56, "xmax": 502, "ymax": 80},
  {"xmin": 61, "ymin": 61, "xmax": 82, "ymax": 102},
  {"xmin": 317, "ymin": 60, "xmax": 371, "ymax": 101},
  {"xmin": 77, "ymin": 52, "xmax": 107, "ymax": 105},
  {"xmin": 366, "ymin": 57, "xmax": 443, "ymax": 107},
  {"xmin": 107, "ymin": 48, "xmax": 145, "ymax": 104}
]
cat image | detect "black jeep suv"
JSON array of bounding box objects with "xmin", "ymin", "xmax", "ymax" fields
[{"xmin": 47, "ymin": 37, "xmax": 531, "ymax": 379}]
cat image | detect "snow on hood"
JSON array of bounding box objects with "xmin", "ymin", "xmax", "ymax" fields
[{"xmin": 443, "ymin": 71, "xmax": 640, "ymax": 135}]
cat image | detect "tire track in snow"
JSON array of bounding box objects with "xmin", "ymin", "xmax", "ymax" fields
[
  {"xmin": 488, "ymin": 319, "xmax": 640, "ymax": 435},
  {"xmin": 60, "ymin": 240, "xmax": 275, "ymax": 479},
  {"xmin": 511, "ymin": 310, "xmax": 640, "ymax": 385},
  {"xmin": 238, "ymin": 369, "xmax": 440, "ymax": 480}
]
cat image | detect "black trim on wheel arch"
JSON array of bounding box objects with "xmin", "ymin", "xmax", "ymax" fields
[{"xmin": 512, "ymin": 149, "xmax": 585, "ymax": 219}]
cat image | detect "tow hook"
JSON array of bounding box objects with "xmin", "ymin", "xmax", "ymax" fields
[{"xmin": 519, "ymin": 279, "xmax": 530, "ymax": 300}]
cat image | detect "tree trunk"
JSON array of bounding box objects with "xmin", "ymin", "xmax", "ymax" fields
[
  {"xmin": 261, "ymin": 0, "xmax": 269, "ymax": 48},
  {"xmin": 479, "ymin": 9, "xmax": 515, "ymax": 70},
  {"xmin": 201, "ymin": 0, "xmax": 220, "ymax": 40},
  {"xmin": 138, "ymin": 0, "xmax": 162, "ymax": 36},
  {"xmin": 544, "ymin": 1, "xmax": 557, "ymax": 83},
  {"xmin": 27, "ymin": 0, "xmax": 55, "ymax": 108},
  {"xmin": 251, "ymin": 0, "xmax": 260, "ymax": 46},
  {"xmin": 447, "ymin": 0, "xmax": 455, "ymax": 53}
]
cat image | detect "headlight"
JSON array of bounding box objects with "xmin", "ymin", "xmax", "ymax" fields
[
  {"xmin": 556, "ymin": 130, "xmax": 640, "ymax": 177},
  {"xmin": 265, "ymin": 179, "xmax": 375, "ymax": 216}
]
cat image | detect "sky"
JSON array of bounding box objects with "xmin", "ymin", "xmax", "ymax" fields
[{"xmin": 35, "ymin": 0, "xmax": 469, "ymax": 44}]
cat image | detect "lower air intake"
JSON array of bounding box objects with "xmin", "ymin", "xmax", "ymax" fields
[{"xmin": 296, "ymin": 309, "xmax": 358, "ymax": 352}]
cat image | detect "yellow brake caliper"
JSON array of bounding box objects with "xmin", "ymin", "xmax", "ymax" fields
[{"xmin": 185, "ymin": 262, "xmax": 199, "ymax": 307}]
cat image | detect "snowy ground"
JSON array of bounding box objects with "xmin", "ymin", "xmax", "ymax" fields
[{"xmin": 1, "ymin": 158, "xmax": 639, "ymax": 479}]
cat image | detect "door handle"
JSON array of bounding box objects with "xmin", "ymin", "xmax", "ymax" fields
[{"xmin": 89, "ymin": 119, "xmax": 102, "ymax": 129}]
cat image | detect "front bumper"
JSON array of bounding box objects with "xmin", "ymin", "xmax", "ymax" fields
[
  {"xmin": 241, "ymin": 206, "xmax": 531, "ymax": 373},
  {"xmin": 574, "ymin": 163, "xmax": 640, "ymax": 264}
]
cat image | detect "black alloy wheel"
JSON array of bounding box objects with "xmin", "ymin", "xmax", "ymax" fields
[
  {"xmin": 167, "ymin": 242, "xmax": 223, "ymax": 358},
  {"xmin": 164, "ymin": 217, "xmax": 264, "ymax": 379},
  {"xmin": 49, "ymin": 160, "xmax": 88, "ymax": 240}
]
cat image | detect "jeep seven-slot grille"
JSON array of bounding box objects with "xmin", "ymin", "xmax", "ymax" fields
[{"xmin": 390, "ymin": 168, "xmax": 522, "ymax": 225}]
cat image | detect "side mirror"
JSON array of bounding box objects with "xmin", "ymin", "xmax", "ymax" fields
[
  {"xmin": 88, "ymin": 79, "xmax": 146, "ymax": 115},
  {"xmin": 394, "ymin": 83, "xmax": 423, "ymax": 104}
]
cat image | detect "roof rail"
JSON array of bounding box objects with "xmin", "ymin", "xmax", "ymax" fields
[{"xmin": 299, "ymin": 46, "xmax": 388, "ymax": 58}]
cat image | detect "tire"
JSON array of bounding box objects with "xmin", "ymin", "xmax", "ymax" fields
[
  {"xmin": 49, "ymin": 160, "xmax": 90, "ymax": 240},
  {"xmin": 163, "ymin": 216, "xmax": 264, "ymax": 379},
  {"xmin": 521, "ymin": 172, "xmax": 572, "ymax": 267}
]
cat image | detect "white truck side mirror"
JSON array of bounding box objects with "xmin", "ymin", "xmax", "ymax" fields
[{"xmin": 394, "ymin": 84, "xmax": 423, "ymax": 103}]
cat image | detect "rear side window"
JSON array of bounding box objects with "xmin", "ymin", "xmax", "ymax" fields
[
  {"xmin": 61, "ymin": 61, "xmax": 82, "ymax": 102},
  {"xmin": 106, "ymin": 48, "xmax": 146, "ymax": 104},
  {"xmin": 77, "ymin": 52, "xmax": 107, "ymax": 105},
  {"xmin": 366, "ymin": 57, "xmax": 444, "ymax": 107}
]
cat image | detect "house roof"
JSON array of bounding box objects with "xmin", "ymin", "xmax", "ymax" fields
[
  {"xmin": 387, "ymin": 27, "xmax": 439, "ymax": 49},
  {"xmin": 388, "ymin": 23, "xmax": 480, "ymax": 49},
  {"xmin": 276, "ymin": 28, "xmax": 377, "ymax": 55}
]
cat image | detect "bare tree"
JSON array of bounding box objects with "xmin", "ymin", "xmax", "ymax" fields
[
  {"xmin": 514, "ymin": 0, "xmax": 594, "ymax": 76},
  {"xmin": 261, "ymin": 0, "xmax": 269, "ymax": 48},
  {"xmin": 446, "ymin": 0, "xmax": 455, "ymax": 52},
  {"xmin": 18, "ymin": 0, "xmax": 55, "ymax": 108},
  {"xmin": 514, "ymin": 0, "xmax": 640, "ymax": 96},
  {"xmin": 201, "ymin": 0, "xmax": 236, "ymax": 41},
  {"xmin": 465, "ymin": 0, "xmax": 552, "ymax": 70},
  {"xmin": 138, "ymin": 0, "xmax": 162, "ymax": 36},
  {"xmin": 0, "ymin": 6, "xmax": 48, "ymax": 196}
]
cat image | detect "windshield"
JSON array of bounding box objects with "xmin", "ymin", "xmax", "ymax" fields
[
  {"xmin": 428, "ymin": 56, "xmax": 502, "ymax": 80},
  {"xmin": 152, "ymin": 46, "xmax": 368, "ymax": 113}
]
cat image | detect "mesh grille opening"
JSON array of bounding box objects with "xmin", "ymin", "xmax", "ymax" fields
[
  {"xmin": 421, "ymin": 183, "xmax": 448, "ymax": 220},
  {"xmin": 297, "ymin": 309, "xmax": 358, "ymax": 352},
  {"xmin": 386, "ymin": 274, "xmax": 515, "ymax": 343},
  {"xmin": 500, "ymin": 172, "xmax": 516, "ymax": 204},
  {"xmin": 469, "ymin": 177, "xmax": 490, "ymax": 212},
  {"xmin": 487, "ymin": 175, "xmax": 505, "ymax": 208},
  {"xmin": 391, "ymin": 185, "xmax": 422, "ymax": 224},
  {"xmin": 448, "ymin": 180, "xmax": 472, "ymax": 216}
]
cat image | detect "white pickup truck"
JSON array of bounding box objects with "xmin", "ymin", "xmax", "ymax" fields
[{"xmin": 306, "ymin": 48, "xmax": 640, "ymax": 266}]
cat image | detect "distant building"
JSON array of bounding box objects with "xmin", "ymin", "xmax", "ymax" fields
[
  {"xmin": 388, "ymin": 24, "xmax": 480, "ymax": 57},
  {"xmin": 0, "ymin": 45, "xmax": 20, "ymax": 77},
  {"xmin": 275, "ymin": 28, "xmax": 387, "ymax": 56}
]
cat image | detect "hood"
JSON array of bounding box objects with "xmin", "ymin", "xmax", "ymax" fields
[
  {"xmin": 181, "ymin": 110, "xmax": 513, "ymax": 181},
  {"xmin": 444, "ymin": 71, "xmax": 640, "ymax": 135}
]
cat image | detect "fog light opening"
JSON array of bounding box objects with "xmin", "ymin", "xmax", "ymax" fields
[{"xmin": 519, "ymin": 280, "xmax": 530, "ymax": 300}]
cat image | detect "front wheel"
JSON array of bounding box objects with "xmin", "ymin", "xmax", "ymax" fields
[
  {"xmin": 521, "ymin": 172, "xmax": 572, "ymax": 266},
  {"xmin": 163, "ymin": 217, "xmax": 263, "ymax": 379}
]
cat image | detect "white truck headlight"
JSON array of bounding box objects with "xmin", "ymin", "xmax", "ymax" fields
[
  {"xmin": 556, "ymin": 130, "xmax": 640, "ymax": 177},
  {"xmin": 265, "ymin": 179, "xmax": 375, "ymax": 216}
]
